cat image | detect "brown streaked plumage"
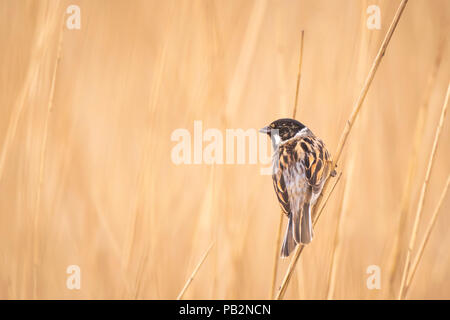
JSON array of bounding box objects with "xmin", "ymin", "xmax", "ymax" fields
[{"xmin": 260, "ymin": 118, "xmax": 335, "ymax": 257}]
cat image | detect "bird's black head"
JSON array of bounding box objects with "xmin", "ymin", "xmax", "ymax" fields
[{"xmin": 260, "ymin": 118, "xmax": 306, "ymax": 144}]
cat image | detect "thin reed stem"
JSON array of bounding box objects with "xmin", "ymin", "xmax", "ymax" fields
[
  {"xmin": 326, "ymin": 190, "xmax": 345, "ymax": 300},
  {"xmin": 275, "ymin": 0, "xmax": 409, "ymax": 299},
  {"xmin": 292, "ymin": 30, "xmax": 304, "ymax": 119},
  {"xmin": 314, "ymin": 171, "xmax": 343, "ymax": 224},
  {"xmin": 327, "ymin": 160, "xmax": 353, "ymax": 299},
  {"xmin": 32, "ymin": 14, "xmax": 65, "ymax": 299},
  {"xmin": 275, "ymin": 171, "xmax": 342, "ymax": 299},
  {"xmin": 270, "ymin": 30, "xmax": 304, "ymax": 299},
  {"xmin": 177, "ymin": 241, "xmax": 215, "ymax": 300},
  {"xmin": 398, "ymin": 84, "xmax": 450, "ymax": 299},
  {"xmin": 388, "ymin": 49, "xmax": 442, "ymax": 295},
  {"xmin": 332, "ymin": 0, "xmax": 408, "ymax": 167},
  {"xmin": 270, "ymin": 212, "xmax": 284, "ymax": 298},
  {"xmin": 404, "ymin": 175, "xmax": 450, "ymax": 298}
]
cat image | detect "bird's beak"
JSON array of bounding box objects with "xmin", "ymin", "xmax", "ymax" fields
[{"xmin": 259, "ymin": 126, "xmax": 271, "ymax": 134}]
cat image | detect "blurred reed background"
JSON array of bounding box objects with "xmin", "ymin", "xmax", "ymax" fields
[{"xmin": 0, "ymin": 0, "xmax": 449, "ymax": 299}]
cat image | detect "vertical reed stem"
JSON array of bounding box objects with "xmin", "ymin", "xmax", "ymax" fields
[
  {"xmin": 270, "ymin": 30, "xmax": 304, "ymax": 299},
  {"xmin": 275, "ymin": 0, "xmax": 409, "ymax": 299},
  {"xmin": 398, "ymin": 83, "xmax": 450, "ymax": 299}
]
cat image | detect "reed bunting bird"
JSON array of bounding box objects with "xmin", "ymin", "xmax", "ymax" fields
[{"xmin": 260, "ymin": 119, "xmax": 335, "ymax": 257}]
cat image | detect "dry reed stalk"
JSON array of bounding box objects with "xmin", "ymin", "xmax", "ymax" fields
[
  {"xmin": 398, "ymin": 83, "xmax": 450, "ymax": 299},
  {"xmin": 325, "ymin": 192, "xmax": 345, "ymax": 300},
  {"xmin": 329, "ymin": 0, "xmax": 408, "ymax": 168},
  {"xmin": 134, "ymin": 245, "xmax": 151, "ymax": 299},
  {"xmin": 326, "ymin": 159, "xmax": 354, "ymax": 299},
  {"xmin": 314, "ymin": 171, "xmax": 343, "ymax": 224},
  {"xmin": 275, "ymin": 171, "xmax": 342, "ymax": 299},
  {"xmin": 403, "ymin": 175, "xmax": 450, "ymax": 298},
  {"xmin": 270, "ymin": 212, "xmax": 284, "ymax": 298},
  {"xmin": 121, "ymin": 37, "xmax": 170, "ymax": 298},
  {"xmin": 275, "ymin": 0, "xmax": 409, "ymax": 299},
  {"xmin": 0, "ymin": 8, "xmax": 56, "ymax": 182},
  {"xmin": 32, "ymin": 13, "xmax": 65, "ymax": 299},
  {"xmin": 292, "ymin": 30, "xmax": 305, "ymax": 120},
  {"xmin": 183, "ymin": 166, "xmax": 217, "ymax": 297},
  {"xmin": 177, "ymin": 241, "xmax": 215, "ymax": 300},
  {"xmin": 270, "ymin": 30, "xmax": 304, "ymax": 299},
  {"xmin": 224, "ymin": 0, "xmax": 266, "ymax": 119},
  {"xmin": 388, "ymin": 49, "xmax": 442, "ymax": 295}
]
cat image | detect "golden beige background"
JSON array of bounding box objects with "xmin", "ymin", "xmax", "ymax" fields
[{"xmin": 0, "ymin": 0, "xmax": 449, "ymax": 299}]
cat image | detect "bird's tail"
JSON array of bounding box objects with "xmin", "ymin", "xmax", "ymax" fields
[
  {"xmin": 281, "ymin": 217, "xmax": 296, "ymax": 258},
  {"xmin": 300, "ymin": 202, "xmax": 314, "ymax": 244},
  {"xmin": 292, "ymin": 201, "xmax": 314, "ymax": 246},
  {"xmin": 281, "ymin": 197, "xmax": 314, "ymax": 257}
]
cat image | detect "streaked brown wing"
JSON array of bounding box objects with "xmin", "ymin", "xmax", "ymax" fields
[
  {"xmin": 272, "ymin": 132, "xmax": 333, "ymax": 216},
  {"xmin": 275, "ymin": 139, "xmax": 310, "ymax": 244},
  {"xmin": 272, "ymin": 138, "xmax": 308, "ymax": 217},
  {"xmin": 281, "ymin": 134, "xmax": 333, "ymax": 189},
  {"xmin": 272, "ymin": 158, "xmax": 290, "ymax": 216}
]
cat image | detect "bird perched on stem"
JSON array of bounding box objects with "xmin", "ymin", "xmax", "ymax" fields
[{"xmin": 260, "ymin": 118, "xmax": 335, "ymax": 257}]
